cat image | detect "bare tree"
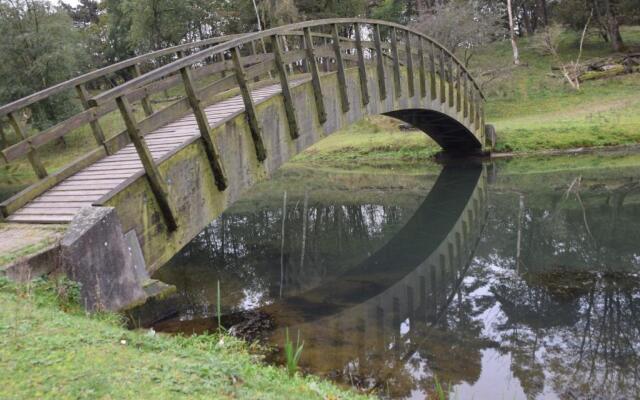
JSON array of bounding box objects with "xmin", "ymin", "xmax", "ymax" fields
[
  {"xmin": 507, "ymin": 0, "xmax": 521, "ymax": 65},
  {"xmin": 411, "ymin": 2, "xmax": 503, "ymax": 67}
]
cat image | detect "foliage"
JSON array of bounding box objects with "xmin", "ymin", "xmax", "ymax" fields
[
  {"xmin": 0, "ymin": 0, "xmax": 84, "ymax": 128},
  {"xmin": 371, "ymin": 0, "xmax": 407, "ymax": 24}
]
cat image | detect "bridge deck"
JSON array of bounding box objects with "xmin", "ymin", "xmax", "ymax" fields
[{"xmin": 6, "ymin": 84, "xmax": 290, "ymax": 224}]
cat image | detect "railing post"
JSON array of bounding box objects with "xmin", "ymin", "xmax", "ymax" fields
[
  {"xmin": 322, "ymin": 37, "xmax": 331, "ymax": 73},
  {"xmin": 303, "ymin": 27, "xmax": 328, "ymax": 125},
  {"xmin": 179, "ymin": 61, "xmax": 228, "ymax": 191},
  {"xmin": 249, "ymin": 41, "xmax": 261, "ymax": 82},
  {"xmin": 390, "ymin": 28, "xmax": 402, "ymax": 99},
  {"xmin": 115, "ymin": 96, "xmax": 178, "ymax": 231},
  {"xmin": 271, "ymin": 34, "xmax": 300, "ymax": 139},
  {"xmin": 332, "ymin": 24, "xmax": 350, "ymax": 113},
  {"xmin": 373, "ymin": 25, "xmax": 387, "ymax": 101},
  {"xmin": 439, "ymin": 49, "xmax": 446, "ymax": 104},
  {"xmin": 354, "ymin": 23, "xmax": 370, "ymax": 106},
  {"xmin": 456, "ymin": 66, "xmax": 462, "ymax": 113},
  {"xmin": 7, "ymin": 112, "xmax": 47, "ymax": 179},
  {"xmin": 480, "ymin": 101, "xmax": 486, "ymax": 143},
  {"xmin": 0, "ymin": 120, "xmax": 7, "ymax": 150},
  {"xmin": 463, "ymin": 72, "xmax": 469, "ymax": 119},
  {"xmin": 231, "ymin": 46, "xmax": 267, "ymax": 162},
  {"xmin": 75, "ymin": 83, "xmax": 107, "ymax": 150},
  {"xmin": 469, "ymin": 85, "xmax": 475, "ymax": 127},
  {"xmin": 405, "ymin": 31, "xmax": 415, "ymax": 98},
  {"xmin": 448, "ymin": 55, "xmax": 454, "ymax": 108},
  {"xmin": 417, "ymin": 37, "xmax": 426, "ymax": 99},
  {"xmin": 429, "ymin": 42, "xmax": 436, "ymax": 100},
  {"xmin": 131, "ymin": 64, "xmax": 154, "ymax": 117},
  {"xmin": 475, "ymin": 92, "xmax": 481, "ymax": 130}
]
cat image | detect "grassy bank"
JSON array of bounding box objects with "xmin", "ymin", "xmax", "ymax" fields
[
  {"xmin": 0, "ymin": 277, "xmax": 369, "ymax": 400},
  {"xmin": 478, "ymin": 26, "xmax": 640, "ymax": 152}
]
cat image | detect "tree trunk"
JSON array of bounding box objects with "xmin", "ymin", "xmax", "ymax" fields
[
  {"xmin": 536, "ymin": 0, "xmax": 548, "ymax": 26},
  {"xmin": 522, "ymin": 4, "xmax": 533, "ymax": 36},
  {"xmin": 507, "ymin": 0, "xmax": 521, "ymax": 65},
  {"xmin": 601, "ymin": 0, "xmax": 625, "ymax": 51}
]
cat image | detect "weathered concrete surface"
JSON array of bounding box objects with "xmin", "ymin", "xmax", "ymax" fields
[
  {"xmin": 102, "ymin": 64, "xmax": 484, "ymax": 274},
  {"xmin": 60, "ymin": 207, "xmax": 147, "ymax": 311},
  {"xmin": 0, "ymin": 223, "xmax": 65, "ymax": 281}
]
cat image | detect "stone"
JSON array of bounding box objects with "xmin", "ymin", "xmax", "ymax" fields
[{"xmin": 60, "ymin": 206, "xmax": 147, "ymax": 311}]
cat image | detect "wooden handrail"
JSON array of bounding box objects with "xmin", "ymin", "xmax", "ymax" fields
[
  {"xmin": 0, "ymin": 34, "xmax": 243, "ymax": 117},
  {"xmin": 91, "ymin": 19, "xmax": 485, "ymax": 107},
  {"xmin": 1, "ymin": 18, "xmax": 487, "ymax": 221}
]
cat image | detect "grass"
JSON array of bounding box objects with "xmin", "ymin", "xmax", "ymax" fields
[
  {"xmin": 0, "ymin": 276, "xmax": 369, "ymax": 400},
  {"xmin": 290, "ymin": 116, "xmax": 441, "ymax": 165},
  {"xmin": 475, "ymin": 26, "xmax": 640, "ymax": 153},
  {"xmin": 284, "ymin": 328, "xmax": 305, "ymax": 377}
]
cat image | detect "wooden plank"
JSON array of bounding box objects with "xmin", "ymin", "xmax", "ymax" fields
[
  {"xmin": 303, "ymin": 27, "xmax": 327, "ymax": 124},
  {"xmin": 23, "ymin": 202, "xmax": 92, "ymax": 209},
  {"xmin": 373, "ymin": 25, "xmax": 387, "ymax": 101},
  {"xmin": 390, "ymin": 28, "xmax": 402, "ymax": 99},
  {"xmin": 417, "ymin": 37, "xmax": 427, "ymax": 99},
  {"xmin": 0, "ymin": 146, "xmax": 106, "ymax": 217},
  {"xmin": 7, "ymin": 112, "xmax": 47, "ymax": 179},
  {"xmin": 116, "ymin": 96, "xmax": 178, "ymax": 231},
  {"xmin": 405, "ymin": 31, "xmax": 415, "ymax": 98},
  {"xmin": 232, "ymin": 47, "xmax": 267, "ymax": 162},
  {"xmin": 65, "ymin": 174, "xmax": 132, "ymax": 182},
  {"xmin": 271, "ymin": 35, "xmax": 300, "ymax": 140},
  {"xmin": 31, "ymin": 194, "xmax": 102, "ymax": 202},
  {"xmin": 13, "ymin": 208, "xmax": 80, "ymax": 216},
  {"xmin": 180, "ymin": 60, "xmax": 228, "ymax": 190},
  {"xmin": 332, "ymin": 24, "xmax": 350, "ymax": 113},
  {"xmin": 354, "ymin": 23, "xmax": 370, "ymax": 106},
  {"xmin": 47, "ymin": 189, "xmax": 110, "ymax": 196},
  {"xmin": 7, "ymin": 215, "xmax": 74, "ymax": 223}
]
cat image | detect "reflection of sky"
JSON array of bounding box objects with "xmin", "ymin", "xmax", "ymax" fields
[{"xmin": 155, "ymin": 161, "xmax": 640, "ymax": 399}]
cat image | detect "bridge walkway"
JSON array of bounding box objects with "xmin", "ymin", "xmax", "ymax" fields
[{"xmin": 5, "ymin": 83, "xmax": 297, "ymax": 224}]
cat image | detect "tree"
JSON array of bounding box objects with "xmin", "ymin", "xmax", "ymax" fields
[
  {"xmin": 411, "ymin": 1, "xmax": 504, "ymax": 66},
  {"xmin": 507, "ymin": 0, "xmax": 521, "ymax": 64},
  {"xmin": 0, "ymin": 0, "xmax": 85, "ymax": 128}
]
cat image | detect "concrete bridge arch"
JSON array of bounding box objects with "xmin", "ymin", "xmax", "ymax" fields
[{"xmin": 0, "ymin": 19, "xmax": 488, "ymax": 309}]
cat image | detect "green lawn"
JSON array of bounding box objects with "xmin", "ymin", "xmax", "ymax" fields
[
  {"xmin": 477, "ymin": 26, "xmax": 640, "ymax": 152},
  {"xmin": 0, "ymin": 277, "xmax": 369, "ymax": 400}
]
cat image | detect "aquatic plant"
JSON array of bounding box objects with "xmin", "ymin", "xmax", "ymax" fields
[{"xmin": 284, "ymin": 328, "xmax": 304, "ymax": 377}]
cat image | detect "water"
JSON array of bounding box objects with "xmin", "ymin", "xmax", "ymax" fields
[{"xmin": 140, "ymin": 156, "xmax": 640, "ymax": 398}]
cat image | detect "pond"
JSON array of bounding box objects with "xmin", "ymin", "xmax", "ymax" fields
[
  {"xmin": 6, "ymin": 152, "xmax": 639, "ymax": 399},
  {"xmin": 149, "ymin": 154, "xmax": 640, "ymax": 399}
]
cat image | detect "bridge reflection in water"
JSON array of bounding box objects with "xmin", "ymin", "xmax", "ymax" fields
[
  {"xmin": 150, "ymin": 159, "xmax": 640, "ymax": 399},
  {"xmin": 151, "ymin": 162, "xmax": 488, "ymax": 395}
]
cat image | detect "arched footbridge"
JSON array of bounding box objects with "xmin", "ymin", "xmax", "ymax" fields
[{"xmin": 1, "ymin": 19, "xmax": 488, "ymax": 276}]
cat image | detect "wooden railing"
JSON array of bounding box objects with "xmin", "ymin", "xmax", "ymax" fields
[{"xmin": 0, "ymin": 18, "xmax": 486, "ymax": 222}]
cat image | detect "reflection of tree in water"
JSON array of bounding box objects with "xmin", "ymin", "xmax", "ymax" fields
[
  {"xmin": 475, "ymin": 173, "xmax": 640, "ymax": 399},
  {"xmin": 156, "ymin": 200, "xmax": 415, "ymax": 317}
]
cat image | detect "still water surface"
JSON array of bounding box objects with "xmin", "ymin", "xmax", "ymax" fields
[
  {"xmin": 152, "ymin": 156, "xmax": 640, "ymax": 399},
  {"xmin": 5, "ymin": 155, "xmax": 639, "ymax": 399}
]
